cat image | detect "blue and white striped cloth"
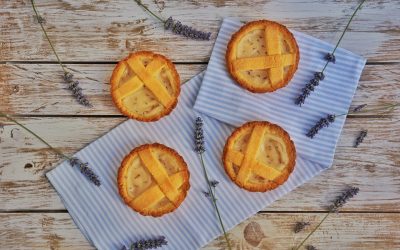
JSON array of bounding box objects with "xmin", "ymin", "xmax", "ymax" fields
[
  {"xmin": 194, "ymin": 18, "xmax": 366, "ymax": 168},
  {"xmin": 46, "ymin": 18, "xmax": 365, "ymax": 250}
]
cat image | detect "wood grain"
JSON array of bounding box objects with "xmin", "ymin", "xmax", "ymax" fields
[
  {"xmin": 1, "ymin": 116, "xmax": 399, "ymax": 211},
  {"xmin": 1, "ymin": 63, "xmax": 399, "ymax": 115},
  {"xmin": 1, "ymin": 0, "xmax": 400, "ymax": 249},
  {"xmin": 0, "ymin": 0, "xmax": 399, "ymax": 62},
  {"xmin": 1, "ymin": 212, "xmax": 399, "ymax": 249}
]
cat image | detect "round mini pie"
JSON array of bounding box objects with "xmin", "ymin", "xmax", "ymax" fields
[
  {"xmin": 110, "ymin": 51, "xmax": 180, "ymax": 122},
  {"xmin": 223, "ymin": 121, "xmax": 296, "ymax": 192},
  {"xmin": 118, "ymin": 143, "xmax": 190, "ymax": 217},
  {"xmin": 226, "ymin": 20, "xmax": 300, "ymax": 93}
]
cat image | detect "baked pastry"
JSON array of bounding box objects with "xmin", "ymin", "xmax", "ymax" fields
[
  {"xmin": 223, "ymin": 121, "xmax": 296, "ymax": 192},
  {"xmin": 118, "ymin": 143, "xmax": 190, "ymax": 217},
  {"xmin": 110, "ymin": 51, "xmax": 180, "ymax": 122},
  {"xmin": 226, "ymin": 20, "xmax": 299, "ymax": 93}
]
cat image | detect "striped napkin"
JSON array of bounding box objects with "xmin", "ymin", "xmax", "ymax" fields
[
  {"xmin": 46, "ymin": 18, "xmax": 365, "ymax": 250},
  {"xmin": 194, "ymin": 18, "xmax": 366, "ymax": 168},
  {"xmin": 47, "ymin": 73, "xmax": 325, "ymax": 250}
]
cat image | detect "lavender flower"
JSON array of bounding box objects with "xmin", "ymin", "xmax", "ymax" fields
[
  {"xmin": 352, "ymin": 104, "xmax": 367, "ymax": 112},
  {"xmin": 164, "ymin": 16, "xmax": 211, "ymax": 40},
  {"xmin": 69, "ymin": 157, "xmax": 101, "ymax": 186},
  {"xmin": 31, "ymin": 0, "xmax": 92, "ymax": 108},
  {"xmin": 325, "ymin": 53, "xmax": 336, "ymax": 63},
  {"xmin": 354, "ymin": 130, "xmax": 367, "ymax": 148},
  {"xmin": 306, "ymin": 245, "xmax": 317, "ymax": 250},
  {"xmin": 295, "ymin": 0, "xmax": 366, "ymax": 106},
  {"xmin": 306, "ymin": 114, "xmax": 335, "ymax": 138},
  {"xmin": 295, "ymin": 72, "xmax": 326, "ymax": 106},
  {"xmin": 34, "ymin": 14, "xmax": 46, "ymax": 24},
  {"xmin": 193, "ymin": 117, "xmax": 231, "ymax": 249},
  {"xmin": 121, "ymin": 236, "xmax": 167, "ymax": 250},
  {"xmin": 63, "ymin": 72, "xmax": 92, "ymax": 107},
  {"xmin": 194, "ymin": 117, "xmax": 205, "ymax": 153},
  {"xmin": 210, "ymin": 180, "xmax": 219, "ymax": 188},
  {"xmin": 294, "ymin": 221, "xmax": 310, "ymax": 233},
  {"xmin": 328, "ymin": 186, "xmax": 359, "ymax": 212},
  {"xmin": 203, "ymin": 191, "xmax": 210, "ymax": 197},
  {"xmin": 314, "ymin": 72, "xmax": 325, "ymax": 81}
]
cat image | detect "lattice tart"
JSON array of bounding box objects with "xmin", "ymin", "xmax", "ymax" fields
[
  {"xmin": 223, "ymin": 121, "xmax": 296, "ymax": 192},
  {"xmin": 226, "ymin": 20, "xmax": 299, "ymax": 93},
  {"xmin": 110, "ymin": 51, "xmax": 180, "ymax": 122},
  {"xmin": 118, "ymin": 143, "xmax": 190, "ymax": 217}
]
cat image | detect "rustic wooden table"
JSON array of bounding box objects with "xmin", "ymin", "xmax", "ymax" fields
[{"xmin": 1, "ymin": 0, "xmax": 399, "ymax": 249}]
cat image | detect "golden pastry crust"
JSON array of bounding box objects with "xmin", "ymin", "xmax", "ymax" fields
[
  {"xmin": 226, "ymin": 20, "xmax": 299, "ymax": 93},
  {"xmin": 110, "ymin": 51, "xmax": 180, "ymax": 122},
  {"xmin": 118, "ymin": 143, "xmax": 190, "ymax": 217},
  {"xmin": 222, "ymin": 121, "xmax": 296, "ymax": 192}
]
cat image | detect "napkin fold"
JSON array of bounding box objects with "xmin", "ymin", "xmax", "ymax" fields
[{"xmin": 194, "ymin": 18, "xmax": 366, "ymax": 168}]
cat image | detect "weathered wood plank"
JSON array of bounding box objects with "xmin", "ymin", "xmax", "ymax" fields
[
  {"xmin": 1, "ymin": 116, "xmax": 399, "ymax": 211},
  {"xmin": 1, "ymin": 63, "xmax": 399, "ymax": 115},
  {"xmin": 0, "ymin": 0, "xmax": 399, "ymax": 62},
  {"xmin": 1, "ymin": 212, "xmax": 399, "ymax": 249}
]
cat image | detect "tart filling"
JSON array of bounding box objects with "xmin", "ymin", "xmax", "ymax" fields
[
  {"xmin": 223, "ymin": 121, "xmax": 296, "ymax": 192},
  {"xmin": 118, "ymin": 143, "xmax": 190, "ymax": 217}
]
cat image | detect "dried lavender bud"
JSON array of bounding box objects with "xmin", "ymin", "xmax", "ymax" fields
[
  {"xmin": 164, "ymin": 16, "xmax": 211, "ymax": 40},
  {"xmin": 34, "ymin": 15, "xmax": 46, "ymax": 24},
  {"xmin": 69, "ymin": 157, "xmax": 101, "ymax": 186},
  {"xmin": 194, "ymin": 117, "xmax": 205, "ymax": 153},
  {"xmin": 306, "ymin": 114, "xmax": 336, "ymax": 138},
  {"xmin": 325, "ymin": 53, "xmax": 336, "ymax": 63},
  {"xmin": 329, "ymin": 186, "xmax": 359, "ymax": 212},
  {"xmin": 164, "ymin": 16, "xmax": 173, "ymax": 29},
  {"xmin": 210, "ymin": 180, "xmax": 219, "ymax": 188},
  {"xmin": 63, "ymin": 72, "xmax": 74, "ymax": 83},
  {"xmin": 125, "ymin": 236, "xmax": 167, "ymax": 250},
  {"xmin": 354, "ymin": 130, "xmax": 367, "ymax": 148},
  {"xmin": 306, "ymin": 245, "xmax": 317, "ymax": 250},
  {"xmin": 294, "ymin": 221, "xmax": 310, "ymax": 233},
  {"xmin": 63, "ymin": 72, "xmax": 92, "ymax": 107},
  {"xmin": 352, "ymin": 104, "xmax": 367, "ymax": 113},
  {"xmin": 310, "ymin": 78, "xmax": 319, "ymax": 86},
  {"xmin": 203, "ymin": 191, "xmax": 210, "ymax": 197},
  {"xmin": 314, "ymin": 72, "xmax": 325, "ymax": 81}
]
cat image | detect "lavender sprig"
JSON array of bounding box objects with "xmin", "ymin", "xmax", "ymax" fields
[
  {"xmin": 30, "ymin": 0, "xmax": 91, "ymax": 107},
  {"xmin": 352, "ymin": 104, "xmax": 367, "ymax": 112},
  {"xmin": 295, "ymin": 0, "xmax": 366, "ymax": 106},
  {"xmin": 195, "ymin": 117, "xmax": 232, "ymax": 250},
  {"xmin": 328, "ymin": 186, "xmax": 359, "ymax": 213},
  {"xmin": 294, "ymin": 221, "xmax": 310, "ymax": 233},
  {"xmin": 306, "ymin": 114, "xmax": 335, "ymax": 138},
  {"xmin": 69, "ymin": 158, "xmax": 101, "ymax": 186},
  {"xmin": 306, "ymin": 103, "xmax": 399, "ymax": 138},
  {"xmin": 133, "ymin": 0, "xmax": 211, "ymax": 40},
  {"xmin": 121, "ymin": 236, "xmax": 167, "ymax": 250},
  {"xmin": 354, "ymin": 130, "xmax": 367, "ymax": 148},
  {"xmin": 293, "ymin": 186, "xmax": 359, "ymax": 250},
  {"xmin": 0, "ymin": 111, "xmax": 101, "ymax": 186},
  {"xmin": 63, "ymin": 72, "xmax": 92, "ymax": 107}
]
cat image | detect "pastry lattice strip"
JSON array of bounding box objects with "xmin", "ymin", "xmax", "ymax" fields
[
  {"xmin": 132, "ymin": 148, "xmax": 182, "ymax": 209},
  {"xmin": 227, "ymin": 125, "xmax": 284, "ymax": 186},
  {"xmin": 112, "ymin": 57, "xmax": 173, "ymax": 107},
  {"xmin": 232, "ymin": 27, "xmax": 296, "ymax": 85}
]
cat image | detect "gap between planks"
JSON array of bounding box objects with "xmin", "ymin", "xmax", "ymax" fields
[
  {"xmin": 1, "ymin": 210, "xmax": 400, "ymax": 214},
  {"xmin": 0, "ymin": 61, "xmax": 399, "ymax": 65}
]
